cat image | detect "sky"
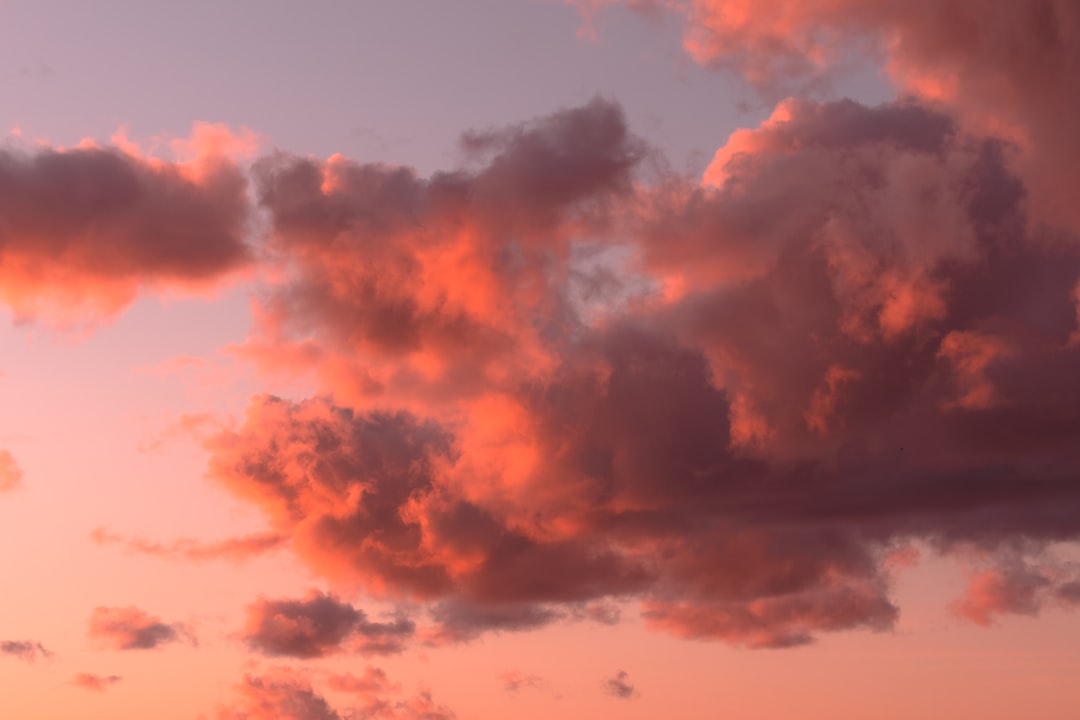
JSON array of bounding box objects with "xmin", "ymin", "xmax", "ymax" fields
[{"xmin": 1, "ymin": 1, "xmax": 1079, "ymax": 718}]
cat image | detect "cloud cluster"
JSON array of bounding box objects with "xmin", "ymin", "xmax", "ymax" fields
[{"xmin": 88, "ymin": 606, "xmax": 195, "ymax": 650}]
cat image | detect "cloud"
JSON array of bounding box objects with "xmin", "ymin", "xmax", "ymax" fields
[
  {"xmin": 499, "ymin": 671, "xmax": 547, "ymax": 693},
  {"xmin": 87, "ymin": 606, "xmax": 195, "ymax": 650},
  {"xmin": 90, "ymin": 527, "xmax": 286, "ymax": 563},
  {"xmin": 954, "ymin": 565, "xmax": 1050, "ymax": 626},
  {"xmin": 603, "ymin": 670, "xmax": 637, "ymax": 699},
  {"xmin": 239, "ymin": 97, "xmax": 644, "ymax": 405},
  {"xmin": 215, "ymin": 670, "xmax": 455, "ymax": 720},
  {"xmin": 0, "ymin": 449, "xmax": 23, "ymax": 492},
  {"xmin": 592, "ymin": 0, "xmax": 1080, "ymax": 233},
  {"xmin": 71, "ymin": 673, "xmax": 122, "ymax": 692},
  {"xmin": 0, "ymin": 640, "xmax": 52, "ymax": 662},
  {"xmin": 242, "ymin": 591, "xmax": 414, "ymax": 658},
  {"xmin": 325, "ymin": 667, "xmax": 400, "ymax": 695},
  {"xmin": 204, "ymin": 94, "xmax": 1080, "ymax": 649},
  {"xmin": 0, "ymin": 125, "xmax": 252, "ymax": 325}
]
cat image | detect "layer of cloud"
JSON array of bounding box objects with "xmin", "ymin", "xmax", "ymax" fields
[
  {"xmin": 242, "ymin": 591, "xmax": 414, "ymax": 658},
  {"xmin": 0, "ymin": 449, "xmax": 23, "ymax": 492},
  {"xmin": 0, "ymin": 640, "xmax": 52, "ymax": 662},
  {"xmin": 88, "ymin": 606, "xmax": 195, "ymax": 650},
  {"xmin": 0, "ymin": 124, "xmax": 252, "ymax": 324}
]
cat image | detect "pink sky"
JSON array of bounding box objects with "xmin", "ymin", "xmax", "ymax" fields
[{"xmin": 2, "ymin": 1, "xmax": 1080, "ymax": 718}]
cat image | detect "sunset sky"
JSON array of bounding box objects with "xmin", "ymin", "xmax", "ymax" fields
[{"xmin": 2, "ymin": 1, "xmax": 1080, "ymax": 718}]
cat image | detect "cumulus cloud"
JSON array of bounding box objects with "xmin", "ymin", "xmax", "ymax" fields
[
  {"xmin": 0, "ymin": 124, "xmax": 252, "ymax": 324},
  {"xmin": 0, "ymin": 640, "xmax": 52, "ymax": 662},
  {"xmin": 71, "ymin": 673, "xmax": 122, "ymax": 692},
  {"xmin": 242, "ymin": 591, "xmax": 414, "ymax": 658},
  {"xmin": 203, "ymin": 92, "xmax": 1080, "ymax": 650},
  {"xmin": 603, "ymin": 670, "xmax": 637, "ymax": 699},
  {"xmin": 88, "ymin": 606, "xmax": 195, "ymax": 650},
  {"xmin": 90, "ymin": 527, "xmax": 286, "ymax": 563},
  {"xmin": 0, "ymin": 449, "xmax": 23, "ymax": 492}
]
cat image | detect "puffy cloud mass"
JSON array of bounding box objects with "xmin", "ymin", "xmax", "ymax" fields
[
  {"xmin": 242, "ymin": 591, "xmax": 414, "ymax": 658},
  {"xmin": 208, "ymin": 88, "xmax": 1080, "ymax": 649},
  {"xmin": 88, "ymin": 606, "xmax": 195, "ymax": 650},
  {"xmin": 0, "ymin": 125, "xmax": 252, "ymax": 323}
]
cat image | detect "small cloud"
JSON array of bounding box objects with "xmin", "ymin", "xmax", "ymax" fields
[
  {"xmin": 0, "ymin": 640, "xmax": 53, "ymax": 662},
  {"xmin": 88, "ymin": 606, "xmax": 195, "ymax": 650},
  {"xmin": 499, "ymin": 671, "xmax": 547, "ymax": 692},
  {"xmin": 603, "ymin": 670, "xmax": 637, "ymax": 699},
  {"xmin": 71, "ymin": 673, "xmax": 122, "ymax": 692}
]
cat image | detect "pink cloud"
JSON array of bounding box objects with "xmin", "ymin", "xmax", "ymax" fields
[
  {"xmin": 87, "ymin": 606, "xmax": 195, "ymax": 650},
  {"xmin": 71, "ymin": 673, "xmax": 122, "ymax": 692}
]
